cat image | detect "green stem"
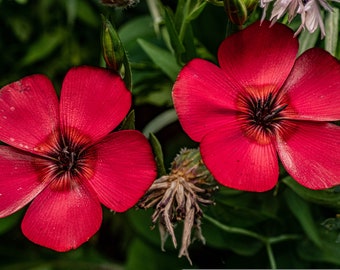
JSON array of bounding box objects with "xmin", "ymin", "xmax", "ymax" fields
[
  {"xmin": 265, "ymin": 241, "xmax": 277, "ymax": 269},
  {"xmin": 204, "ymin": 214, "xmax": 302, "ymax": 269}
]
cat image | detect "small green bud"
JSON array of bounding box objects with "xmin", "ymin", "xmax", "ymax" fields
[
  {"xmin": 101, "ymin": 15, "xmax": 125, "ymax": 72},
  {"xmin": 224, "ymin": 0, "xmax": 258, "ymax": 25}
]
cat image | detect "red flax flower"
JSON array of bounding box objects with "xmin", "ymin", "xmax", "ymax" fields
[
  {"xmin": 0, "ymin": 66, "xmax": 156, "ymax": 251},
  {"xmin": 172, "ymin": 21, "xmax": 340, "ymax": 192}
]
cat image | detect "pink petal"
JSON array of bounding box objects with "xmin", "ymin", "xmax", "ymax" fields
[
  {"xmin": 218, "ymin": 21, "xmax": 298, "ymax": 91},
  {"xmin": 277, "ymin": 121, "xmax": 340, "ymax": 189},
  {"xmin": 0, "ymin": 146, "xmax": 49, "ymax": 217},
  {"xmin": 172, "ymin": 58, "xmax": 239, "ymax": 142},
  {"xmin": 0, "ymin": 74, "xmax": 59, "ymax": 154},
  {"xmin": 21, "ymin": 181, "xmax": 102, "ymax": 251},
  {"xmin": 281, "ymin": 48, "xmax": 340, "ymax": 121},
  {"xmin": 200, "ymin": 123, "xmax": 279, "ymax": 192},
  {"xmin": 60, "ymin": 66, "xmax": 131, "ymax": 144},
  {"xmin": 88, "ymin": 130, "xmax": 156, "ymax": 212}
]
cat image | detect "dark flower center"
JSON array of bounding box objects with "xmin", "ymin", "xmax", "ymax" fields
[
  {"xmin": 247, "ymin": 92, "xmax": 287, "ymax": 133},
  {"xmin": 237, "ymin": 91, "xmax": 288, "ymax": 144},
  {"xmin": 57, "ymin": 146, "xmax": 80, "ymax": 174},
  {"xmin": 33, "ymin": 132, "xmax": 96, "ymax": 191}
]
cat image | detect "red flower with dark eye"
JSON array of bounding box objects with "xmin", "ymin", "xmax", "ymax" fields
[
  {"xmin": 172, "ymin": 21, "xmax": 340, "ymax": 192},
  {"xmin": 0, "ymin": 66, "xmax": 156, "ymax": 251}
]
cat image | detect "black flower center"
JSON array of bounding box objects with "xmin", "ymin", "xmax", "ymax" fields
[
  {"xmin": 57, "ymin": 146, "xmax": 80, "ymax": 174},
  {"xmin": 247, "ymin": 92, "xmax": 287, "ymax": 133}
]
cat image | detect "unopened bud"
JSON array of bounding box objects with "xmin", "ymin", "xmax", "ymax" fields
[
  {"xmin": 224, "ymin": 0, "xmax": 258, "ymax": 25},
  {"xmin": 101, "ymin": 16, "xmax": 125, "ymax": 72}
]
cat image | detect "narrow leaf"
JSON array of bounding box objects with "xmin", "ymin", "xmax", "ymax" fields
[
  {"xmin": 284, "ymin": 189, "xmax": 322, "ymax": 247},
  {"xmin": 149, "ymin": 132, "xmax": 167, "ymax": 176},
  {"xmin": 138, "ymin": 39, "xmax": 181, "ymax": 81},
  {"xmin": 325, "ymin": 7, "xmax": 339, "ymax": 56}
]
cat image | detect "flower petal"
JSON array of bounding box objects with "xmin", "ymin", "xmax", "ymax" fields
[
  {"xmin": 218, "ymin": 21, "xmax": 298, "ymax": 90},
  {"xmin": 21, "ymin": 181, "xmax": 102, "ymax": 251},
  {"xmin": 0, "ymin": 74, "xmax": 59, "ymax": 154},
  {"xmin": 281, "ymin": 48, "xmax": 340, "ymax": 121},
  {"xmin": 0, "ymin": 146, "xmax": 49, "ymax": 217},
  {"xmin": 277, "ymin": 121, "xmax": 340, "ymax": 189},
  {"xmin": 172, "ymin": 58, "xmax": 239, "ymax": 142},
  {"xmin": 60, "ymin": 66, "xmax": 131, "ymax": 144},
  {"xmin": 88, "ymin": 130, "xmax": 156, "ymax": 212},
  {"xmin": 200, "ymin": 123, "xmax": 279, "ymax": 192}
]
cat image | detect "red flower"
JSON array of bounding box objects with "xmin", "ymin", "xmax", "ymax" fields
[
  {"xmin": 172, "ymin": 21, "xmax": 340, "ymax": 192},
  {"xmin": 0, "ymin": 66, "xmax": 156, "ymax": 251}
]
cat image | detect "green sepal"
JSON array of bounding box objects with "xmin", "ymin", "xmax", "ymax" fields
[
  {"xmin": 149, "ymin": 132, "xmax": 167, "ymax": 177},
  {"xmin": 119, "ymin": 110, "xmax": 135, "ymax": 130}
]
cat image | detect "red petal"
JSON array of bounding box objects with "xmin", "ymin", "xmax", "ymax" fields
[
  {"xmin": 89, "ymin": 130, "xmax": 156, "ymax": 212},
  {"xmin": 21, "ymin": 182, "xmax": 102, "ymax": 251},
  {"xmin": 200, "ymin": 123, "xmax": 279, "ymax": 192},
  {"xmin": 60, "ymin": 66, "xmax": 131, "ymax": 144},
  {"xmin": 281, "ymin": 48, "xmax": 340, "ymax": 121},
  {"xmin": 277, "ymin": 122, "xmax": 340, "ymax": 189},
  {"xmin": 0, "ymin": 146, "xmax": 48, "ymax": 217},
  {"xmin": 218, "ymin": 21, "xmax": 298, "ymax": 91},
  {"xmin": 172, "ymin": 58, "xmax": 239, "ymax": 142},
  {"xmin": 0, "ymin": 74, "xmax": 59, "ymax": 154}
]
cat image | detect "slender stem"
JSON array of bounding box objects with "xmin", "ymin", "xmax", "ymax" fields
[
  {"xmin": 204, "ymin": 214, "xmax": 302, "ymax": 269},
  {"xmin": 204, "ymin": 214, "xmax": 265, "ymax": 241},
  {"xmin": 265, "ymin": 241, "xmax": 277, "ymax": 269}
]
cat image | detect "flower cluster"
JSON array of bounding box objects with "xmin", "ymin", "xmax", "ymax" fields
[
  {"xmin": 138, "ymin": 148, "xmax": 217, "ymax": 264},
  {"xmin": 260, "ymin": 0, "xmax": 340, "ymax": 37}
]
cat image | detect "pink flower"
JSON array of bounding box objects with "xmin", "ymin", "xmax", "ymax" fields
[
  {"xmin": 0, "ymin": 66, "xmax": 156, "ymax": 251},
  {"xmin": 172, "ymin": 21, "xmax": 340, "ymax": 192}
]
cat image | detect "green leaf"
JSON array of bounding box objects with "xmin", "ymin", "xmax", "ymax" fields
[
  {"xmin": 284, "ymin": 188, "xmax": 322, "ymax": 247},
  {"xmin": 119, "ymin": 110, "xmax": 135, "ymax": 130},
  {"xmin": 20, "ymin": 28, "xmax": 65, "ymax": 66},
  {"xmin": 143, "ymin": 109, "xmax": 178, "ymax": 136},
  {"xmin": 118, "ymin": 16, "xmax": 155, "ymax": 50},
  {"xmin": 297, "ymin": 226, "xmax": 340, "ymax": 265},
  {"xmin": 202, "ymin": 214, "xmax": 263, "ymax": 255},
  {"xmin": 163, "ymin": 7, "xmax": 186, "ymax": 63},
  {"xmin": 325, "ymin": 7, "xmax": 339, "ymax": 56},
  {"xmin": 137, "ymin": 39, "xmax": 181, "ymax": 81},
  {"xmin": 282, "ymin": 176, "xmax": 340, "ymax": 210},
  {"xmin": 298, "ymin": 27, "xmax": 319, "ymax": 55},
  {"xmin": 125, "ymin": 238, "xmax": 190, "ymax": 270},
  {"xmin": 149, "ymin": 132, "xmax": 167, "ymax": 176}
]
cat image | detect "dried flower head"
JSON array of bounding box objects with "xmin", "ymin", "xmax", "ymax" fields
[{"xmin": 138, "ymin": 148, "xmax": 218, "ymax": 264}]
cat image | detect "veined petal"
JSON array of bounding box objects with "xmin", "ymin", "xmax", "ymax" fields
[
  {"xmin": 277, "ymin": 121, "xmax": 340, "ymax": 189},
  {"xmin": 0, "ymin": 74, "xmax": 59, "ymax": 154},
  {"xmin": 172, "ymin": 58, "xmax": 239, "ymax": 142},
  {"xmin": 60, "ymin": 66, "xmax": 131, "ymax": 144},
  {"xmin": 88, "ymin": 130, "xmax": 156, "ymax": 212},
  {"xmin": 218, "ymin": 21, "xmax": 298, "ymax": 91},
  {"xmin": 21, "ymin": 181, "xmax": 102, "ymax": 251},
  {"xmin": 200, "ymin": 123, "xmax": 279, "ymax": 192},
  {"xmin": 0, "ymin": 146, "xmax": 49, "ymax": 217},
  {"xmin": 281, "ymin": 48, "xmax": 340, "ymax": 121}
]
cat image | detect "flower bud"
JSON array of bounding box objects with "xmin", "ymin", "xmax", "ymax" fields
[
  {"xmin": 224, "ymin": 0, "xmax": 258, "ymax": 25},
  {"xmin": 101, "ymin": 16, "xmax": 125, "ymax": 72}
]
